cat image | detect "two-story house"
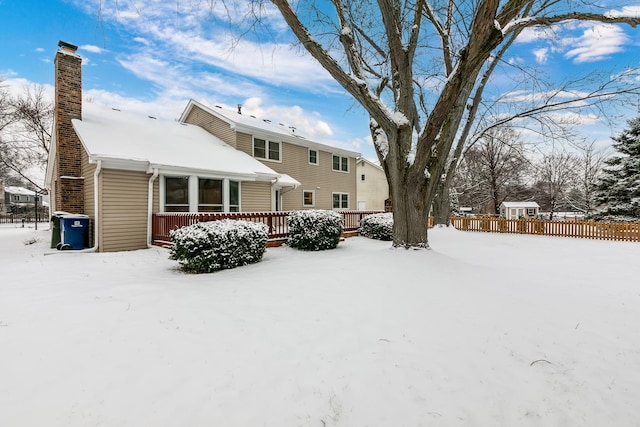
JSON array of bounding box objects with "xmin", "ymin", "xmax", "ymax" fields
[
  {"xmin": 2, "ymin": 185, "xmax": 41, "ymax": 214},
  {"xmin": 46, "ymin": 41, "xmax": 360, "ymax": 252},
  {"xmin": 180, "ymin": 100, "xmax": 359, "ymax": 212},
  {"xmin": 355, "ymin": 158, "xmax": 389, "ymax": 211}
]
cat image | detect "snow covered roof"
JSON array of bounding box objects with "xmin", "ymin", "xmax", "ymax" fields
[
  {"xmin": 501, "ymin": 201, "xmax": 540, "ymax": 208},
  {"xmin": 274, "ymin": 174, "xmax": 301, "ymax": 189},
  {"xmin": 357, "ymin": 157, "xmax": 384, "ymax": 171},
  {"xmin": 3, "ymin": 186, "xmax": 35, "ymax": 196},
  {"xmin": 72, "ymin": 104, "xmax": 281, "ymax": 181},
  {"xmin": 180, "ymin": 100, "xmax": 360, "ymax": 158}
]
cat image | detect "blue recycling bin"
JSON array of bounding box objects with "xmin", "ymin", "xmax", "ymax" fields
[{"xmin": 59, "ymin": 214, "xmax": 90, "ymax": 250}]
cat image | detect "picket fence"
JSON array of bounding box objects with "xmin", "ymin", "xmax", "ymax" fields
[{"xmin": 450, "ymin": 216, "xmax": 640, "ymax": 242}]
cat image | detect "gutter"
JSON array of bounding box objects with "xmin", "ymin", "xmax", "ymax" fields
[
  {"xmin": 147, "ymin": 168, "xmax": 159, "ymax": 248},
  {"xmin": 83, "ymin": 160, "xmax": 102, "ymax": 252}
]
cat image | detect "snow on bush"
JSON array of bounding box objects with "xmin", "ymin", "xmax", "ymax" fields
[
  {"xmin": 359, "ymin": 212, "xmax": 393, "ymax": 240},
  {"xmin": 169, "ymin": 219, "xmax": 268, "ymax": 273},
  {"xmin": 287, "ymin": 210, "xmax": 343, "ymax": 251}
]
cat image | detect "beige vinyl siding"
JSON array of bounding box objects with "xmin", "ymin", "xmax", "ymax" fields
[
  {"xmin": 183, "ymin": 106, "xmax": 237, "ymax": 148},
  {"xmin": 81, "ymin": 148, "xmax": 96, "ymax": 246},
  {"xmin": 236, "ymin": 131, "xmax": 253, "ymax": 156},
  {"xmin": 100, "ymin": 169, "xmax": 150, "ymax": 252},
  {"xmin": 81, "ymin": 148, "xmax": 96, "ymax": 218},
  {"xmin": 240, "ymin": 181, "xmax": 272, "ymax": 212},
  {"xmin": 236, "ymin": 131, "xmax": 356, "ymax": 210},
  {"xmin": 152, "ymin": 178, "xmax": 159, "ymax": 213},
  {"xmin": 281, "ymin": 148, "xmax": 356, "ymax": 210}
]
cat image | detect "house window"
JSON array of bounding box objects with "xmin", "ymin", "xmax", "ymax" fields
[
  {"xmin": 303, "ymin": 190, "xmax": 315, "ymax": 207},
  {"xmin": 164, "ymin": 176, "xmax": 190, "ymax": 212},
  {"xmin": 254, "ymin": 137, "xmax": 280, "ymax": 161},
  {"xmin": 229, "ymin": 180, "xmax": 240, "ymax": 212},
  {"xmin": 361, "ymin": 174, "xmax": 366, "ymax": 181},
  {"xmin": 12, "ymin": 195, "xmax": 20, "ymax": 202},
  {"xmin": 309, "ymin": 149, "xmax": 318, "ymax": 165},
  {"xmin": 527, "ymin": 208, "xmax": 536, "ymax": 216},
  {"xmin": 164, "ymin": 176, "xmax": 240, "ymax": 213},
  {"xmin": 332, "ymin": 192, "xmax": 349, "ymax": 209},
  {"xmin": 332, "ymin": 155, "xmax": 348, "ymax": 172},
  {"xmin": 198, "ymin": 178, "xmax": 223, "ymax": 212}
]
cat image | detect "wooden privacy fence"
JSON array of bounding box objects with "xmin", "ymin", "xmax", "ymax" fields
[
  {"xmin": 450, "ymin": 216, "xmax": 640, "ymax": 242},
  {"xmin": 152, "ymin": 210, "xmax": 384, "ymax": 245}
]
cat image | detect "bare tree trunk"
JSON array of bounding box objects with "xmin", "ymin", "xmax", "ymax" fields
[{"xmin": 432, "ymin": 179, "xmax": 451, "ymax": 226}]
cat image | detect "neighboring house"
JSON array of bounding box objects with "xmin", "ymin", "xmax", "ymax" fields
[
  {"xmin": 500, "ymin": 201, "xmax": 540, "ymax": 219},
  {"xmin": 180, "ymin": 100, "xmax": 359, "ymax": 212},
  {"xmin": 2, "ymin": 185, "xmax": 42, "ymax": 214},
  {"xmin": 45, "ymin": 41, "xmax": 360, "ymax": 252},
  {"xmin": 0, "ymin": 183, "xmax": 4, "ymax": 214},
  {"xmin": 355, "ymin": 158, "xmax": 388, "ymax": 211}
]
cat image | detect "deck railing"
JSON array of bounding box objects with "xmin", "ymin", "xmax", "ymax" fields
[
  {"xmin": 450, "ymin": 216, "xmax": 640, "ymax": 242},
  {"xmin": 152, "ymin": 210, "xmax": 384, "ymax": 245}
]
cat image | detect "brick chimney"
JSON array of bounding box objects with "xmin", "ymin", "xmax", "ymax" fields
[{"xmin": 53, "ymin": 40, "xmax": 84, "ymax": 213}]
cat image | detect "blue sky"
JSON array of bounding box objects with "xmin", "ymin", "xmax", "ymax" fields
[{"xmin": 1, "ymin": 0, "xmax": 640, "ymax": 164}]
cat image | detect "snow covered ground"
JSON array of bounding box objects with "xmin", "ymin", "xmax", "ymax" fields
[{"xmin": 1, "ymin": 223, "xmax": 640, "ymax": 426}]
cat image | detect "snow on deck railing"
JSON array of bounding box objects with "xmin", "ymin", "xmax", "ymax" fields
[{"xmin": 152, "ymin": 210, "xmax": 384, "ymax": 244}]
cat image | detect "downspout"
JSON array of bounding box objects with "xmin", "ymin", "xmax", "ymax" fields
[
  {"xmin": 147, "ymin": 168, "xmax": 159, "ymax": 248},
  {"xmin": 84, "ymin": 159, "xmax": 102, "ymax": 252}
]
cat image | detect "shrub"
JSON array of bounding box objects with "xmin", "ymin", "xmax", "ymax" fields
[
  {"xmin": 169, "ymin": 219, "xmax": 268, "ymax": 273},
  {"xmin": 287, "ymin": 210, "xmax": 343, "ymax": 251},
  {"xmin": 359, "ymin": 212, "xmax": 393, "ymax": 240}
]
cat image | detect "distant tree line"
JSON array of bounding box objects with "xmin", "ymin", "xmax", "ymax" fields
[{"xmin": 452, "ymin": 117, "xmax": 640, "ymax": 222}]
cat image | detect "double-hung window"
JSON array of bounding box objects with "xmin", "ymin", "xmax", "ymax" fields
[
  {"xmin": 164, "ymin": 176, "xmax": 190, "ymax": 212},
  {"xmin": 164, "ymin": 176, "xmax": 240, "ymax": 213},
  {"xmin": 198, "ymin": 178, "xmax": 223, "ymax": 212},
  {"xmin": 229, "ymin": 181, "xmax": 240, "ymax": 212},
  {"xmin": 254, "ymin": 137, "xmax": 280, "ymax": 161},
  {"xmin": 303, "ymin": 190, "xmax": 315, "ymax": 207},
  {"xmin": 332, "ymin": 192, "xmax": 349, "ymax": 209},
  {"xmin": 309, "ymin": 149, "xmax": 318, "ymax": 165},
  {"xmin": 332, "ymin": 155, "xmax": 348, "ymax": 172}
]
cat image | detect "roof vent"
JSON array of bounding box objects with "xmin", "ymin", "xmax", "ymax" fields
[{"xmin": 237, "ymin": 104, "xmax": 242, "ymax": 114}]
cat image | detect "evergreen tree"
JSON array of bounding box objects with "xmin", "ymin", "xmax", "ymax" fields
[{"xmin": 592, "ymin": 117, "xmax": 640, "ymax": 221}]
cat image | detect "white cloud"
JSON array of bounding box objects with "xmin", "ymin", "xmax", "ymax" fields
[
  {"xmin": 69, "ymin": 0, "xmax": 338, "ymax": 94},
  {"xmin": 533, "ymin": 47, "xmax": 548, "ymax": 64},
  {"xmin": 502, "ymin": 89, "xmax": 592, "ymax": 103},
  {"xmin": 80, "ymin": 45, "xmax": 105, "ymax": 54},
  {"xmin": 240, "ymin": 97, "xmax": 335, "ymax": 139},
  {"xmin": 34, "ymin": 48, "xmax": 45, "ymax": 53},
  {"xmin": 133, "ymin": 37, "xmax": 150, "ymax": 46},
  {"xmin": 606, "ymin": 6, "xmax": 640, "ymax": 18},
  {"xmin": 516, "ymin": 26, "xmax": 557, "ymax": 43},
  {"xmin": 117, "ymin": 53, "xmax": 266, "ymax": 101},
  {"xmin": 564, "ymin": 24, "xmax": 629, "ymax": 63}
]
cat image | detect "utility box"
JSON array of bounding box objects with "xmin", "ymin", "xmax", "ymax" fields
[{"xmin": 59, "ymin": 214, "xmax": 90, "ymax": 250}]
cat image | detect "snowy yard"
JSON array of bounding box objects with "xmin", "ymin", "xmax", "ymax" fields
[{"xmin": 1, "ymin": 223, "xmax": 640, "ymax": 426}]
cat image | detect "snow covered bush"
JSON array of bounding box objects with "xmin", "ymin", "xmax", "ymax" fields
[
  {"xmin": 287, "ymin": 210, "xmax": 343, "ymax": 251},
  {"xmin": 169, "ymin": 219, "xmax": 268, "ymax": 273},
  {"xmin": 359, "ymin": 212, "xmax": 393, "ymax": 240}
]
